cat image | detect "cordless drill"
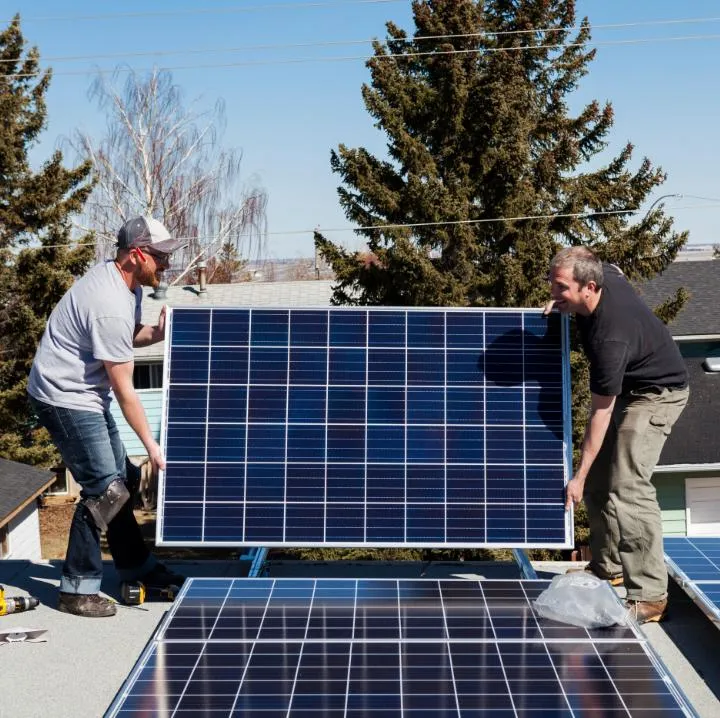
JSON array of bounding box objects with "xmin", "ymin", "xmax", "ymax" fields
[
  {"xmin": 0, "ymin": 585, "xmax": 39, "ymax": 615},
  {"xmin": 120, "ymin": 581, "xmax": 178, "ymax": 605}
]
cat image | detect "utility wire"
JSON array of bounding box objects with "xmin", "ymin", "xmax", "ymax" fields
[
  {"xmin": 5, "ymin": 0, "xmax": 406, "ymax": 23},
  {"xmin": 15, "ymin": 199, "xmax": 720, "ymax": 251},
  {"xmin": 7, "ymin": 32, "xmax": 720, "ymax": 79},
  {"xmin": 3, "ymin": 15, "xmax": 720, "ymax": 65}
]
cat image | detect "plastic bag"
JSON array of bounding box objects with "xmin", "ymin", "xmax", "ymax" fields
[{"xmin": 533, "ymin": 573, "xmax": 628, "ymax": 628}]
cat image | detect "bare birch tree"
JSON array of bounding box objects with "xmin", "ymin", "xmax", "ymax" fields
[{"xmin": 71, "ymin": 67, "xmax": 267, "ymax": 279}]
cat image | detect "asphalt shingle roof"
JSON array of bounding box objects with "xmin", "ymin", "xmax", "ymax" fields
[
  {"xmin": 638, "ymin": 260, "xmax": 720, "ymax": 337},
  {"xmin": 0, "ymin": 458, "xmax": 55, "ymax": 526},
  {"xmin": 659, "ymin": 357, "xmax": 720, "ymax": 466},
  {"xmin": 136, "ymin": 280, "xmax": 335, "ymax": 360}
]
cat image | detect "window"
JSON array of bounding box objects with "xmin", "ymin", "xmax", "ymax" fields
[
  {"xmin": 133, "ymin": 363, "xmax": 164, "ymax": 389},
  {"xmin": 685, "ymin": 477, "xmax": 720, "ymax": 536},
  {"xmin": 677, "ymin": 340, "xmax": 720, "ymax": 359},
  {"xmin": 46, "ymin": 468, "xmax": 70, "ymax": 496},
  {"xmin": 0, "ymin": 524, "xmax": 9, "ymax": 559}
]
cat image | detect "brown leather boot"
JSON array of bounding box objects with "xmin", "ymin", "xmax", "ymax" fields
[
  {"xmin": 625, "ymin": 598, "xmax": 667, "ymax": 624},
  {"xmin": 58, "ymin": 592, "xmax": 116, "ymax": 617},
  {"xmin": 566, "ymin": 565, "xmax": 624, "ymax": 587}
]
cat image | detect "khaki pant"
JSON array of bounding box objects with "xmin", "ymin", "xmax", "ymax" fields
[{"xmin": 584, "ymin": 386, "xmax": 689, "ymax": 602}]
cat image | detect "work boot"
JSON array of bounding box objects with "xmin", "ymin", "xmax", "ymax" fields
[
  {"xmin": 140, "ymin": 562, "xmax": 185, "ymax": 592},
  {"xmin": 58, "ymin": 592, "xmax": 116, "ymax": 618},
  {"xmin": 566, "ymin": 564, "xmax": 624, "ymax": 586},
  {"xmin": 625, "ymin": 598, "xmax": 668, "ymax": 624}
]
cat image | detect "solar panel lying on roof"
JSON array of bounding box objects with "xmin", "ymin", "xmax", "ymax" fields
[
  {"xmin": 157, "ymin": 307, "xmax": 572, "ymax": 548},
  {"xmin": 106, "ymin": 578, "xmax": 696, "ymax": 717},
  {"xmin": 664, "ymin": 537, "xmax": 720, "ymax": 629}
]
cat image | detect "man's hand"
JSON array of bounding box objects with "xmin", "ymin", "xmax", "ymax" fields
[
  {"xmin": 147, "ymin": 440, "xmax": 166, "ymax": 475},
  {"xmin": 565, "ymin": 476, "xmax": 585, "ymax": 511},
  {"xmin": 157, "ymin": 305, "xmax": 167, "ymax": 341},
  {"xmin": 542, "ymin": 299, "xmax": 556, "ymax": 316}
]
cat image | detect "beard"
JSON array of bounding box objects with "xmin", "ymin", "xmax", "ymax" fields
[{"xmin": 139, "ymin": 264, "xmax": 162, "ymax": 289}]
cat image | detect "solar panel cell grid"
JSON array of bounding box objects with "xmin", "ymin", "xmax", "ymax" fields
[
  {"xmin": 107, "ymin": 579, "xmax": 694, "ymax": 718},
  {"xmin": 664, "ymin": 537, "xmax": 720, "ymax": 581},
  {"xmin": 158, "ymin": 307, "xmax": 572, "ymax": 548},
  {"xmin": 664, "ymin": 537, "xmax": 720, "ymax": 628}
]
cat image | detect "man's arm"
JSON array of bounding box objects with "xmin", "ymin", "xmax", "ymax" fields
[
  {"xmin": 133, "ymin": 305, "xmax": 166, "ymax": 347},
  {"xmin": 565, "ymin": 392, "xmax": 616, "ymax": 510},
  {"xmin": 104, "ymin": 359, "xmax": 165, "ymax": 474}
]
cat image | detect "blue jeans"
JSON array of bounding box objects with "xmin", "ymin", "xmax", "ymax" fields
[{"xmin": 29, "ymin": 396, "xmax": 155, "ymax": 594}]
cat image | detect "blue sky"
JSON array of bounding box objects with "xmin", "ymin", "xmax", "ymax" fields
[{"xmin": 10, "ymin": 0, "xmax": 720, "ymax": 258}]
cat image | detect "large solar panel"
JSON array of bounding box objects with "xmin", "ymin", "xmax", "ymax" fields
[
  {"xmin": 106, "ymin": 578, "xmax": 696, "ymax": 717},
  {"xmin": 664, "ymin": 537, "xmax": 720, "ymax": 629},
  {"xmin": 157, "ymin": 307, "xmax": 572, "ymax": 548}
]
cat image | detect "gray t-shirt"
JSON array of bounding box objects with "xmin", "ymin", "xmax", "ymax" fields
[{"xmin": 28, "ymin": 261, "xmax": 142, "ymax": 413}]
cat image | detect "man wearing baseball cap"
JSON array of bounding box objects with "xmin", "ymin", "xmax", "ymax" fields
[{"xmin": 28, "ymin": 217, "xmax": 186, "ymax": 617}]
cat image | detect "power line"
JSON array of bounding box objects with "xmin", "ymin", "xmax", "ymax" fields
[
  {"xmin": 6, "ymin": 0, "xmax": 405, "ymax": 23},
  {"xmin": 16, "ymin": 200, "xmax": 720, "ymax": 251},
  {"xmin": 3, "ymin": 15, "xmax": 720, "ymax": 65},
  {"xmin": 7, "ymin": 32, "xmax": 720, "ymax": 80}
]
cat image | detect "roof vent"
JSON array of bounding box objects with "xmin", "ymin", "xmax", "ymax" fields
[
  {"xmin": 702, "ymin": 357, "xmax": 720, "ymax": 372},
  {"xmin": 197, "ymin": 261, "xmax": 207, "ymax": 294},
  {"xmin": 153, "ymin": 282, "xmax": 168, "ymax": 300}
]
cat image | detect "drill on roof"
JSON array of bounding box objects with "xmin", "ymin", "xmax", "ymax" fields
[{"xmin": 0, "ymin": 585, "xmax": 40, "ymax": 616}]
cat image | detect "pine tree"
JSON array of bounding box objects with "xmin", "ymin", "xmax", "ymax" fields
[
  {"xmin": 316, "ymin": 0, "xmax": 687, "ymax": 307},
  {"xmin": 315, "ymin": 0, "xmax": 689, "ymax": 555},
  {"xmin": 0, "ymin": 15, "xmax": 95, "ymax": 464}
]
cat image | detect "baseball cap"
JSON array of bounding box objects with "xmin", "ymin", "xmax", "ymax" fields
[{"xmin": 116, "ymin": 216, "xmax": 187, "ymax": 254}]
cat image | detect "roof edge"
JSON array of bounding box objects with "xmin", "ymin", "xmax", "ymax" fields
[
  {"xmin": 654, "ymin": 463, "xmax": 720, "ymax": 474},
  {"xmin": 0, "ymin": 475, "xmax": 56, "ymax": 528}
]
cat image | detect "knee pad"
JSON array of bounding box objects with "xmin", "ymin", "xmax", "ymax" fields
[{"xmin": 83, "ymin": 478, "xmax": 130, "ymax": 532}]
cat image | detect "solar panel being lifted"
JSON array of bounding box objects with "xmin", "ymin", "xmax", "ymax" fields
[{"xmin": 156, "ymin": 307, "xmax": 572, "ymax": 548}]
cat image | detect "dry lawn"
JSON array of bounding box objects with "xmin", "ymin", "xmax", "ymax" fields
[{"xmin": 38, "ymin": 495, "xmax": 241, "ymax": 561}]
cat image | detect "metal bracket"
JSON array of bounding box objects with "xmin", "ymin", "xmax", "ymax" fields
[{"xmin": 512, "ymin": 549, "xmax": 538, "ymax": 579}]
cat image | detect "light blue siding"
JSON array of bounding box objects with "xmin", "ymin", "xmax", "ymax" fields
[
  {"xmin": 653, "ymin": 473, "xmax": 687, "ymax": 536},
  {"xmin": 110, "ymin": 390, "xmax": 163, "ymax": 457}
]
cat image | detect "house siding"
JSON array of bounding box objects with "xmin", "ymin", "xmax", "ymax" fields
[
  {"xmin": 652, "ymin": 469, "xmax": 720, "ymax": 536},
  {"xmin": 7, "ymin": 502, "xmax": 42, "ymax": 561},
  {"xmin": 653, "ymin": 472, "xmax": 687, "ymax": 536},
  {"xmin": 110, "ymin": 389, "xmax": 163, "ymax": 457}
]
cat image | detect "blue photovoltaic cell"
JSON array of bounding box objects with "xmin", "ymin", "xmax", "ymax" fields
[
  {"xmin": 664, "ymin": 537, "xmax": 720, "ymax": 581},
  {"xmin": 158, "ymin": 307, "xmax": 572, "ymax": 547},
  {"xmin": 106, "ymin": 578, "xmax": 694, "ymax": 718},
  {"xmin": 664, "ymin": 537, "xmax": 720, "ymax": 627}
]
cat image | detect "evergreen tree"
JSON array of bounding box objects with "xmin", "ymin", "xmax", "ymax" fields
[
  {"xmin": 207, "ymin": 242, "xmax": 249, "ymax": 284},
  {"xmin": 315, "ymin": 0, "xmax": 689, "ymax": 554},
  {"xmin": 0, "ymin": 15, "xmax": 95, "ymax": 464},
  {"xmin": 316, "ymin": 0, "xmax": 687, "ymax": 307}
]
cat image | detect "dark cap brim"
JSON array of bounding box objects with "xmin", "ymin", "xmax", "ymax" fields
[{"xmin": 146, "ymin": 238, "xmax": 187, "ymax": 254}]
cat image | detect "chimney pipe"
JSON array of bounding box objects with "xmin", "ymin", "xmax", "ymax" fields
[
  {"xmin": 197, "ymin": 261, "xmax": 207, "ymax": 294},
  {"xmin": 153, "ymin": 282, "xmax": 168, "ymax": 300}
]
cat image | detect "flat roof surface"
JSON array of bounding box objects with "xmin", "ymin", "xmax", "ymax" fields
[{"xmin": 0, "ymin": 559, "xmax": 718, "ymax": 718}]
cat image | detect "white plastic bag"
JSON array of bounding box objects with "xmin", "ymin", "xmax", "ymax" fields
[{"xmin": 533, "ymin": 573, "xmax": 628, "ymax": 628}]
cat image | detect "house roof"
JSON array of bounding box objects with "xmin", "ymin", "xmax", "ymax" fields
[
  {"xmin": 637, "ymin": 260, "xmax": 720, "ymax": 337},
  {"xmin": 0, "ymin": 458, "xmax": 55, "ymax": 527},
  {"xmin": 136, "ymin": 280, "xmax": 335, "ymax": 360},
  {"xmin": 659, "ymin": 357, "xmax": 720, "ymax": 467}
]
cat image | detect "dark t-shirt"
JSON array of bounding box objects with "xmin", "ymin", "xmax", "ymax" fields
[{"xmin": 576, "ymin": 263, "xmax": 688, "ymax": 396}]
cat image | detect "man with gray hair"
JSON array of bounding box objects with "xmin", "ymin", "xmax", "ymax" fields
[
  {"xmin": 546, "ymin": 246, "xmax": 688, "ymax": 624},
  {"xmin": 28, "ymin": 217, "xmax": 186, "ymax": 617}
]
